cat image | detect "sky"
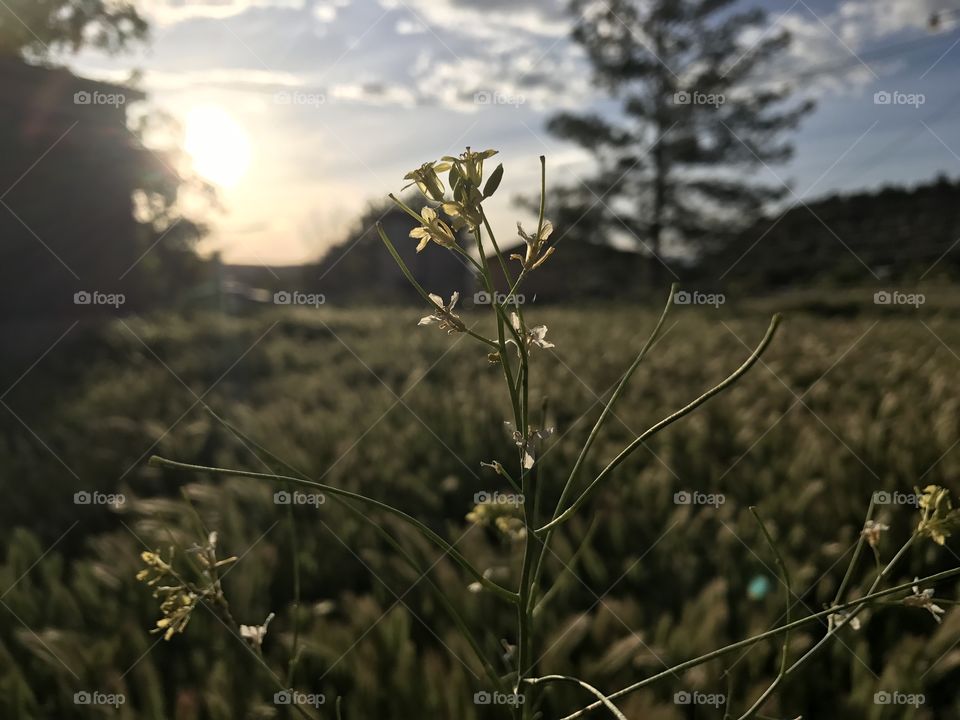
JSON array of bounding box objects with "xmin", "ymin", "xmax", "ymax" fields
[{"xmin": 69, "ymin": 0, "xmax": 960, "ymax": 265}]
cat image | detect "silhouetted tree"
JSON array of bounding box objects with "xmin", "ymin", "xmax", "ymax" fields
[
  {"xmin": 548, "ymin": 0, "xmax": 813, "ymax": 263},
  {"xmin": 0, "ymin": 0, "xmax": 147, "ymax": 58}
]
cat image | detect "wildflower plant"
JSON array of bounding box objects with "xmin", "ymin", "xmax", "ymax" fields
[
  {"xmin": 136, "ymin": 531, "xmax": 239, "ymax": 642},
  {"xmin": 148, "ymin": 148, "xmax": 960, "ymax": 719}
]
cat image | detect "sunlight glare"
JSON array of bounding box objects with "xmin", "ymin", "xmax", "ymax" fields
[{"xmin": 183, "ymin": 105, "xmax": 251, "ymax": 188}]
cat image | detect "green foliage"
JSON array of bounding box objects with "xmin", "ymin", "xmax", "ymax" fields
[
  {"xmin": 3, "ymin": 300, "xmax": 960, "ymax": 718},
  {"xmin": 547, "ymin": 0, "xmax": 813, "ymax": 257},
  {"xmin": 0, "ymin": 0, "xmax": 147, "ymax": 58}
]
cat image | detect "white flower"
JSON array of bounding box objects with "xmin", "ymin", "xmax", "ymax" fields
[
  {"xmin": 409, "ymin": 206, "xmax": 456, "ymax": 252},
  {"xmin": 240, "ymin": 612, "xmax": 276, "ymax": 647},
  {"xmin": 506, "ymin": 312, "xmax": 555, "ymax": 354},
  {"xmin": 904, "ymin": 579, "xmax": 946, "ymax": 623},
  {"xmin": 861, "ymin": 520, "xmax": 889, "ymax": 549},
  {"xmin": 504, "ymin": 420, "xmax": 555, "ymax": 469},
  {"xmin": 419, "ymin": 292, "xmax": 466, "ymax": 334},
  {"xmin": 828, "ymin": 611, "xmax": 861, "ymax": 631},
  {"xmin": 511, "ymin": 220, "xmax": 555, "ymax": 271},
  {"xmin": 526, "ymin": 324, "xmax": 554, "ymax": 350}
]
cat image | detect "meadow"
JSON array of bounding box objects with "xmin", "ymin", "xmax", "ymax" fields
[{"xmin": 1, "ymin": 291, "xmax": 959, "ymax": 719}]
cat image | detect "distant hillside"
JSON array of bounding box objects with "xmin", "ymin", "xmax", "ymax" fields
[
  {"xmin": 254, "ymin": 174, "xmax": 960, "ymax": 306},
  {"xmin": 705, "ymin": 174, "xmax": 960, "ymax": 289}
]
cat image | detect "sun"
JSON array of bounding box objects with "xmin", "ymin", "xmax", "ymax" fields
[{"xmin": 183, "ymin": 105, "xmax": 251, "ymax": 188}]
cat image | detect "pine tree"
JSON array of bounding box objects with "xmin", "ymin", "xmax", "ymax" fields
[
  {"xmin": 0, "ymin": 0, "xmax": 147, "ymax": 58},
  {"xmin": 548, "ymin": 0, "xmax": 813, "ymax": 266}
]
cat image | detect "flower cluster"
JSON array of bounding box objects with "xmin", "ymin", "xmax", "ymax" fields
[
  {"xmin": 511, "ymin": 220, "xmax": 555, "ymax": 271},
  {"xmin": 467, "ymin": 500, "xmax": 526, "ymax": 541},
  {"xmin": 403, "ymin": 147, "xmax": 500, "ymax": 243},
  {"xmin": 137, "ymin": 547, "xmax": 201, "ymax": 640},
  {"xmin": 137, "ymin": 532, "xmax": 237, "ymax": 641},
  {"xmin": 916, "ymin": 485, "xmax": 960, "ymax": 545},
  {"xmin": 397, "ymin": 148, "xmax": 560, "ymax": 359}
]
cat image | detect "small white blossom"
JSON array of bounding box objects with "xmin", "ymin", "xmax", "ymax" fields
[
  {"xmin": 511, "ymin": 220, "xmax": 555, "ymax": 271},
  {"xmin": 409, "ymin": 206, "xmax": 456, "ymax": 252},
  {"xmin": 419, "ymin": 292, "xmax": 465, "ymax": 334},
  {"xmin": 904, "ymin": 579, "xmax": 946, "ymax": 623},
  {"xmin": 861, "ymin": 520, "xmax": 889, "ymax": 549},
  {"xmin": 828, "ymin": 611, "xmax": 861, "ymax": 631},
  {"xmin": 506, "ymin": 312, "xmax": 555, "ymax": 354},
  {"xmin": 240, "ymin": 612, "xmax": 276, "ymax": 648},
  {"xmin": 504, "ymin": 421, "xmax": 555, "ymax": 469}
]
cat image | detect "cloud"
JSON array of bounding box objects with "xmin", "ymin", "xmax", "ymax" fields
[
  {"xmin": 380, "ymin": 0, "xmax": 569, "ymax": 39},
  {"xmin": 836, "ymin": 0, "xmax": 953, "ymax": 45},
  {"xmin": 71, "ymin": 0, "xmax": 960, "ymax": 264},
  {"xmin": 140, "ymin": 0, "xmax": 306, "ymax": 26},
  {"xmin": 415, "ymin": 43, "xmax": 592, "ymax": 113},
  {"xmin": 395, "ymin": 18, "xmax": 427, "ymax": 35},
  {"xmin": 744, "ymin": 0, "xmax": 954, "ymax": 97}
]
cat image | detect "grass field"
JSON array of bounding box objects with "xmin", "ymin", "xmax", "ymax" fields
[{"xmin": 2, "ymin": 293, "xmax": 959, "ymax": 719}]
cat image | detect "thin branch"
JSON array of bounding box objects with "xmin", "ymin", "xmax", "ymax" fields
[
  {"xmin": 148, "ymin": 456, "xmax": 519, "ymax": 604},
  {"xmin": 525, "ymin": 675, "xmax": 627, "ymax": 720},
  {"xmin": 559, "ymin": 565, "xmax": 960, "ymax": 719},
  {"xmin": 539, "ymin": 314, "xmax": 782, "ymax": 534},
  {"xmin": 734, "ymin": 507, "xmax": 792, "ymax": 720}
]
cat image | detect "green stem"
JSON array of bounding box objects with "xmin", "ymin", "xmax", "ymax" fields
[
  {"xmin": 735, "ymin": 508, "xmax": 792, "ymax": 720},
  {"xmin": 779, "ymin": 534, "xmax": 917, "ymax": 681},
  {"xmin": 284, "ymin": 497, "xmax": 302, "ymax": 688},
  {"xmin": 560, "ymin": 564, "xmax": 960, "ymax": 720},
  {"xmin": 834, "ymin": 498, "xmax": 876, "ymax": 605},
  {"xmin": 148, "ymin": 455, "xmax": 518, "ymax": 604},
  {"xmin": 524, "ymin": 676, "xmax": 626, "ymax": 720},
  {"xmin": 533, "ymin": 516, "xmax": 598, "ymax": 618},
  {"xmin": 334, "ymin": 495, "xmax": 507, "ymax": 694},
  {"xmin": 480, "ymin": 208, "xmax": 518, "ymax": 301},
  {"xmin": 376, "ymin": 223, "xmax": 497, "ymax": 349},
  {"xmin": 539, "ymin": 314, "xmax": 781, "ymax": 534},
  {"xmin": 472, "ymin": 220, "xmax": 523, "ymax": 425},
  {"xmin": 530, "ymin": 286, "xmax": 676, "ymax": 601}
]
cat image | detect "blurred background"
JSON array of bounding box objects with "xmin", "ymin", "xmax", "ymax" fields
[{"xmin": 2, "ymin": 0, "xmax": 960, "ymax": 718}]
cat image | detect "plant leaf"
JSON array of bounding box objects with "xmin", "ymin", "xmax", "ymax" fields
[{"xmin": 483, "ymin": 163, "xmax": 504, "ymax": 198}]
